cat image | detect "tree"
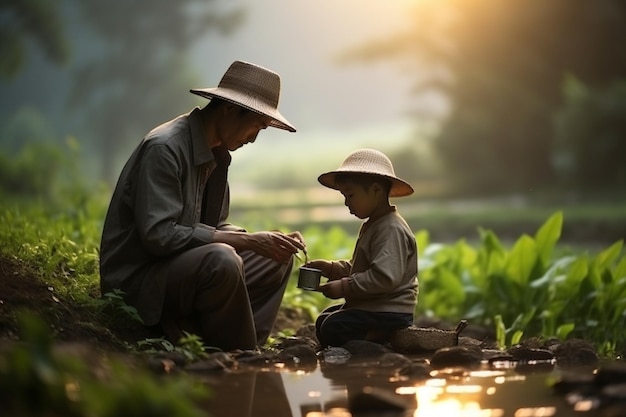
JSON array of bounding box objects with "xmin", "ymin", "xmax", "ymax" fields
[
  {"xmin": 0, "ymin": 0, "xmax": 69, "ymax": 79},
  {"xmin": 341, "ymin": 0, "xmax": 626, "ymax": 194},
  {"xmin": 554, "ymin": 76, "xmax": 626, "ymax": 189},
  {"xmin": 68, "ymin": 0, "xmax": 244, "ymax": 181}
]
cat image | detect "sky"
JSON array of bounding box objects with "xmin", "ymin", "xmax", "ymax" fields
[{"xmin": 188, "ymin": 0, "xmax": 447, "ymax": 183}]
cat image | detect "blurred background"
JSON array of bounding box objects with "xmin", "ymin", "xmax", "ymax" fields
[{"xmin": 1, "ymin": 0, "xmax": 625, "ymax": 245}]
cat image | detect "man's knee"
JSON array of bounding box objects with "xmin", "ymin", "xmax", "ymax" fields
[{"xmin": 200, "ymin": 243, "xmax": 242, "ymax": 269}]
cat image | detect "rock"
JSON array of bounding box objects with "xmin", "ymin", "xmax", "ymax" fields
[
  {"xmin": 295, "ymin": 323, "xmax": 318, "ymax": 341},
  {"xmin": 277, "ymin": 344, "xmax": 318, "ymax": 366},
  {"xmin": 508, "ymin": 345, "xmax": 555, "ymax": 361},
  {"xmin": 321, "ymin": 346, "xmax": 352, "ymax": 364},
  {"xmin": 147, "ymin": 350, "xmax": 188, "ymax": 366},
  {"xmin": 234, "ymin": 349, "xmax": 276, "ymax": 365},
  {"xmin": 343, "ymin": 340, "xmax": 392, "ymax": 357},
  {"xmin": 378, "ymin": 352, "xmax": 413, "ymax": 368},
  {"xmin": 484, "ymin": 349, "xmax": 514, "ymax": 362},
  {"xmin": 389, "ymin": 326, "xmax": 459, "ymax": 353},
  {"xmin": 144, "ymin": 357, "xmax": 178, "ymax": 374},
  {"xmin": 274, "ymin": 335, "xmax": 318, "ymax": 351},
  {"xmin": 458, "ymin": 336, "xmax": 483, "ymax": 348},
  {"xmin": 430, "ymin": 345, "xmax": 483, "ymax": 369},
  {"xmin": 554, "ymin": 338, "xmax": 598, "ymax": 366}
]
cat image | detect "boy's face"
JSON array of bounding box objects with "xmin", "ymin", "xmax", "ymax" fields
[{"xmin": 336, "ymin": 181, "xmax": 379, "ymax": 219}]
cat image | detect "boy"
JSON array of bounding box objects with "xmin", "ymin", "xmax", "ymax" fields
[{"xmin": 305, "ymin": 148, "xmax": 418, "ymax": 348}]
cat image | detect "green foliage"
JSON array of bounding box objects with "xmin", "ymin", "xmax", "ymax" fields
[
  {"xmin": 417, "ymin": 211, "xmax": 625, "ymax": 355},
  {"xmin": 0, "ymin": 0, "xmax": 69, "ymax": 79},
  {"xmin": 99, "ymin": 290, "xmax": 144, "ymax": 324},
  {"xmin": 554, "ymin": 76, "xmax": 626, "ymax": 188},
  {"xmin": 0, "ymin": 312, "xmax": 210, "ymax": 417},
  {"xmin": 137, "ymin": 333, "xmax": 212, "ymax": 363},
  {"xmin": 0, "ymin": 189, "xmax": 106, "ymax": 305},
  {"xmin": 0, "ymin": 141, "xmax": 64, "ymax": 198}
]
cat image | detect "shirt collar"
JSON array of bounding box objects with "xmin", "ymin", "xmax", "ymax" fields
[{"xmin": 188, "ymin": 107, "xmax": 215, "ymax": 166}]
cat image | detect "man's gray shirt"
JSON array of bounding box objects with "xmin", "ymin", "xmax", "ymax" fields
[{"xmin": 99, "ymin": 107, "xmax": 237, "ymax": 326}]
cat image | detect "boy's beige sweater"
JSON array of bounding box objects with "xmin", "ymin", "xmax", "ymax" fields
[{"xmin": 330, "ymin": 207, "xmax": 418, "ymax": 314}]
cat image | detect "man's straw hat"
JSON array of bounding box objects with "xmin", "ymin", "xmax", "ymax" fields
[
  {"xmin": 190, "ymin": 60, "xmax": 296, "ymax": 132},
  {"xmin": 318, "ymin": 148, "xmax": 414, "ymax": 197}
]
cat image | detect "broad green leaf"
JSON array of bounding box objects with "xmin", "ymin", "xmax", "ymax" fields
[
  {"xmin": 556, "ymin": 323, "xmax": 575, "ymax": 340},
  {"xmin": 613, "ymin": 257, "xmax": 626, "ymax": 281},
  {"xmin": 565, "ymin": 257, "xmax": 589, "ymax": 290},
  {"xmin": 438, "ymin": 267, "xmax": 466, "ymax": 304},
  {"xmin": 511, "ymin": 330, "xmax": 524, "ymax": 345},
  {"xmin": 456, "ymin": 239, "xmax": 478, "ymax": 268},
  {"xmin": 506, "ymin": 234, "xmax": 538, "ymax": 285},
  {"xmin": 595, "ymin": 240, "xmax": 624, "ymax": 270},
  {"xmin": 479, "ymin": 228, "xmax": 504, "ymax": 254},
  {"xmin": 535, "ymin": 211, "xmax": 563, "ymax": 265}
]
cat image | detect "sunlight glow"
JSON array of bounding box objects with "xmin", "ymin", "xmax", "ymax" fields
[
  {"xmin": 514, "ymin": 407, "xmax": 556, "ymax": 417},
  {"xmin": 307, "ymin": 390, "xmax": 322, "ymax": 398},
  {"xmin": 446, "ymin": 385, "xmax": 482, "ymax": 394},
  {"xmin": 572, "ymin": 400, "xmax": 594, "ymax": 412},
  {"xmin": 408, "ymin": 379, "xmax": 507, "ymax": 417}
]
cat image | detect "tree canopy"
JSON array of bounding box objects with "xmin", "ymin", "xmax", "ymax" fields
[
  {"xmin": 0, "ymin": 0, "xmax": 69, "ymax": 79},
  {"xmin": 342, "ymin": 0, "xmax": 626, "ymax": 193}
]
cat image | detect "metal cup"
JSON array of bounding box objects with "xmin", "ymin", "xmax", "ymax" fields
[{"xmin": 297, "ymin": 266, "xmax": 322, "ymax": 291}]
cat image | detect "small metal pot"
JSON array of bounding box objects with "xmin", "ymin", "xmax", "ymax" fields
[{"xmin": 297, "ymin": 267, "xmax": 322, "ymax": 291}]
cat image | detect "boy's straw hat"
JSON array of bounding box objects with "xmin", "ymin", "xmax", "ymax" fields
[
  {"xmin": 318, "ymin": 148, "xmax": 414, "ymax": 197},
  {"xmin": 190, "ymin": 60, "xmax": 296, "ymax": 132}
]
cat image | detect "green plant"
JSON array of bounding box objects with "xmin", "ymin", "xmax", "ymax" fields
[
  {"xmin": 0, "ymin": 312, "xmax": 210, "ymax": 417},
  {"xmin": 99, "ymin": 289, "xmax": 144, "ymax": 324},
  {"xmin": 417, "ymin": 211, "xmax": 626, "ymax": 355},
  {"xmin": 137, "ymin": 332, "xmax": 215, "ymax": 362}
]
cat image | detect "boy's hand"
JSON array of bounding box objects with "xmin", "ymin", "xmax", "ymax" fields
[
  {"xmin": 304, "ymin": 259, "xmax": 334, "ymax": 278},
  {"xmin": 320, "ymin": 280, "xmax": 343, "ymax": 299}
]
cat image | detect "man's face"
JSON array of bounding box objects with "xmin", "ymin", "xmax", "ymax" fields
[{"xmin": 220, "ymin": 105, "xmax": 272, "ymax": 151}]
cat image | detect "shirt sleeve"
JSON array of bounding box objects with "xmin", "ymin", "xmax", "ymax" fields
[{"xmin": 133, "ymin": 144, "xmax": 215, "ymax": 256}]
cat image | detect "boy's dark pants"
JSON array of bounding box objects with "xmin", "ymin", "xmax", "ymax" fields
[{"xmin": 316, "ymin": 304, "xmax": 413, "ymax": 347}]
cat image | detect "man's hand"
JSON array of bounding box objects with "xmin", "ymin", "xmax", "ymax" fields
[
  {"xmin": 214, "ymin": 229, "xmax": 306, "ymax": 264},
  {"xmin": 320, "ymin": 280, "xmax": 344, "ymax": 299},
  {"xmin": 248, "ymin": 231, "xmax": 305, "ymax": 263}
]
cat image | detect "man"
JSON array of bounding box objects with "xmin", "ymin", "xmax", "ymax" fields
[{"xmin": 99, "ymin": 60, "xmax": 305, "ymax": 351}]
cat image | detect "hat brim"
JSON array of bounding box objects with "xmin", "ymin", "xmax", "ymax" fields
[
  {"xmin": 318, "ymin": 170, "xmax": 414, "ymax": 198},
  {"xmin": 190, "ymin": 88, "xmax": 296, "ymax": 132}
]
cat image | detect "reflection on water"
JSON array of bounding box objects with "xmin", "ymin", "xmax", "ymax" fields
[{"xmin": 198, "ymin": 360, "xmax": 590, "ymax": 417}]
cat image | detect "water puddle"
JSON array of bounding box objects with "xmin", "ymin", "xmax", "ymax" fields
[{"xmin": 196, "ymin": 358, "xmax": 595, "ymax": 417}]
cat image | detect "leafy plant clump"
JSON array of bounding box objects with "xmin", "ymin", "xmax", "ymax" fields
[{"xmin": 414, "ymin": 211, "xmax": 625, "ymax": 356}]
